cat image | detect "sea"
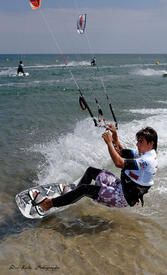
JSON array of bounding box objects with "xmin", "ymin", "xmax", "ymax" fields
[{"xmin": 0, "ymin": 53, "xmax": 167, "ymax": 275}]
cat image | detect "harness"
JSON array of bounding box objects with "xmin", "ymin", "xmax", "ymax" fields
[{"xmin": 121, "ymin": 170, "xmax": 150, "ymax": 207}]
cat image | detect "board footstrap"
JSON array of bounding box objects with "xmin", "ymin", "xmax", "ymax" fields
[{"xmin": 29, "ymin": 189, "xmax": 47, "ymax": 206}]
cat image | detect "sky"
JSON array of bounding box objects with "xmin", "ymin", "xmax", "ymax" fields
[{"xmin": 1, "ymin": 0, "xmax": 167, "ymax": 54}]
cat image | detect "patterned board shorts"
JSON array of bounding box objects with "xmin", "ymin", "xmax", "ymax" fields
[{"xmin": 95, "ymin": 169, "xmax": 128, "ymax": 208}]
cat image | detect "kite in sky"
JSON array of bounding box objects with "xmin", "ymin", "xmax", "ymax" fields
[
  {"xmin": 30, "ymin": 0, "xmax": 41, "ymax": 9},
  {"xmin": 77, "ymin": 14, "xmax": 87, "ymax": 34}
]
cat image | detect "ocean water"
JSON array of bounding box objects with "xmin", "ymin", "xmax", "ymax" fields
[{"xmin": 0, "ymin": 53, "xmax": 167, "ymax": 274}]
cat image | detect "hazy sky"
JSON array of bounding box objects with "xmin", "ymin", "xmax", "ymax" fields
[{"xmin": 1, "ymin": 0, "xmax": 167, "ymax": 54}]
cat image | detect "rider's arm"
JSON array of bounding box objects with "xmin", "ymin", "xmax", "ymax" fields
[
  {"xmin": 106, "ymin": 124, "xmax": 123, "ymax": 154},
  {"xmin": 102, "ymin": 131, "xmax": 124, "ymax": 168}
]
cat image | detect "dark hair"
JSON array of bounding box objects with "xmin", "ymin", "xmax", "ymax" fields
[{"xmin": 136, "ymin": 127, "xmax": 158, "ymax": 151}]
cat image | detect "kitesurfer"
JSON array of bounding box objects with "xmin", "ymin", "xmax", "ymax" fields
[
  {"xmin": 91, "ymin": 57, "xmax": 96, "ymax": 66},
  {"xmin": 17, "ymin": 61, "xmax": 25, "ymax": 76},
  {"xmin": 32, "ymin": 124, "xmax": 158, "ymax": 212}
]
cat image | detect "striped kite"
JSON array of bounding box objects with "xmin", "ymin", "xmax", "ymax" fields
[{"xmin": 77, "ymin": 14, "xmax": 87, "ymax": 34}]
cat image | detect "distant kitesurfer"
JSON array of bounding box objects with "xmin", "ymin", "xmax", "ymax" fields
[
  {"xmin": 91, "ymin": 57, "xmax": 96, "ymax": 66},
  {"xmin": 32, "ymin": 124, "xmax": 158, "ymax": 212},
  {"xmin": 17, "ymin": 61, "xmax": 25, "ymax": 76}
]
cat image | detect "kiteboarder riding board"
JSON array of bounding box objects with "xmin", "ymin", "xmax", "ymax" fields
[{"xmin": 15, "ymin": 183, "xmax": 76, "ymax": 219}]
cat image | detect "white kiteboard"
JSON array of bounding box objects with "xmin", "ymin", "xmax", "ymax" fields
[
  {"xmin": 15, "ymin": 183, "xmax": 76, "ymax": 219},
  {"xmin": 163, "ymin": 72, "xmax": 167, "ymax": 77},
  {"xmin": 17, "ymin": 72, "xmax": 29, "ymax": 77}
]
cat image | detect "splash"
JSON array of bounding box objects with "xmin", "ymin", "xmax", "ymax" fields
[
  {"xmin": 133, "ymin": 68, "xmax": 166, "ymax": 76},
  {"xmin": 30, "ymin": 110, "xmax": 167, "ymax": 199}
]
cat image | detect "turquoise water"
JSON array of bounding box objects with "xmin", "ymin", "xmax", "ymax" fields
[{"xmin": 0, "ymin": 54, "xmax": 167, "ymax": 274}]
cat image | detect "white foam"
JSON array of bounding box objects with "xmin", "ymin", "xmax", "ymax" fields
[
  {"xmin": 155, "ymin": 185, "xmax": 167, "ymax": 194},
  {"xmin": 31, "ymin": 118, "xmax": 108, "ymax": 185},
  {"xmin": 0, "ymin": 68, "xmax": 16, "ymax": 76},
  {"xmin": 129, "ymin": 108, "xmax": 167, "ymax": 115},
  {"xmin": 120, "ymin": 63, "xmax": 167, "ymax": 68},
  {"xmin": 132, "ymin": 68, "xmax": 166, "ymax": 76},
  {"xmin": 66, "ymin": 61, "xmax": 90, "ymax": 67},
  {"xmin": 156, "ymin": 100, "xmax": 167, "ymax": 105}
]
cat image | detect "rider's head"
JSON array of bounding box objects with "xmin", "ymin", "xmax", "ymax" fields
[{"xmin": 136, "ymin": 127, "xmax": 158, "ymax": 151}]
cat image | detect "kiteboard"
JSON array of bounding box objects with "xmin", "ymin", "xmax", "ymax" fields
[
  {"xmin": 17, "ymin": 72, "xmax": 29, "ymax": 77},
  {"xmin": 15, "ymin": 182, "xmax": 76, "ymax": 219},
  {"xmin": 163, "ymin": 72, "xmax": 167, "ymax": 77}
]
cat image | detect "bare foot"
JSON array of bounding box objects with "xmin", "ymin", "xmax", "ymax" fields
[
  {"xmin": 33, "ymin": 191, "xmax": 38, "ymax": 199},
  {"xmin": 32, "ymin": 191, "xmax": 53, "ymax": 211},
  {"xmin": 39, "ymin": 198, "xmax": 53, "ymax": 211}
]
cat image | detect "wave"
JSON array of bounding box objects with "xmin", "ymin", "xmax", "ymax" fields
[
  {"xmin": 129, "ymin": 108, "xmax": 167, "ymax": 115},
  {"xmin": 66, "ymin": 61, "xmax": 90, "ymax": 67},
  {"xmin": 157, "ymin": 100, "xmax": 167, "ymax": 104},
  {"xmin": 30, "ymin": 118, "xmax": 107, "ymax": 185},
  {"xmin": 0, "ymin": 68, "xmax": 17, "ymax": 76},
  {"xmin": 120, "ymin": 63, "xmax": 167, "ymax": 68},
  {"xmin": 132, "ymin": 68, "xmax": 167, "ymax": 76}
]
